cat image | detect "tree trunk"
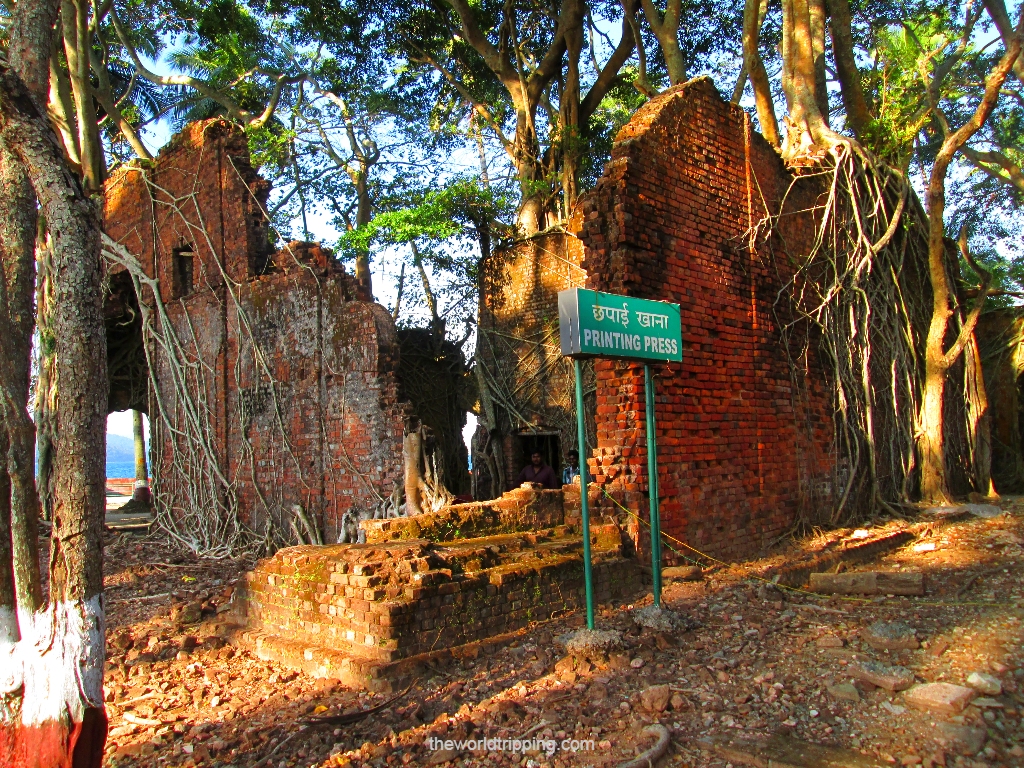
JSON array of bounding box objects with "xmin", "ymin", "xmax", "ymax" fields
[
  {"xmin": 965, "ymin": 336, "xmax": 995, "ymax": 496},
  {"xmin": 918, "ymin": 30, "xmax": 1021, "ymax": 503},
  {"xmin": 808, "ymin": 0, "xmax": 830, "ymax": 124},
  {"xmin": 353, "ymin": 167, "xmax": 373, "ymax": 299},
  {"xmin": 0, "ymin": 421, "xmax": 14, "ymax": 645},
  {"xmin": 411, "ymin": 242, "xmax": 444, "ymax": 340},
  {"xmin": 132, "ymin": 410, "xmax": 150, "ymax": 503},
  {"xmin": 741, "ymin": 0, "xmax": 781, "ymax": 147},
  {"xmin": 34, "ymin": 241, "xmax": 57, "ymax": 523},
  {"xmin": 512, "ymin": 104, "xmax": 547, "ymax": 234},
  {"xmin": 60, "ymin": 0, "xmax": 104, "ymax": 192},
  {"xmin": 826, "ymin": 0, "xmax": 873, "ymax": 139},
  {"xmin": 403, "ymin": 419, "xmax": 424, "ymax": 516},
  {"xmin": 918, "ymin": 343, "xmax": 950, "ymax": 503},
  {"xmin": 780, "ymin": 0, "xmax": 837, "ymax": 157},
  {"xmin": 559, "ymin": 14, "xmax": 583, "ymax": 217},
  {"xmin": 48, "ymin": 36, "xmax": 81, "ymax": 168},
  {"xmin": 0, "ymin": 8, "xmax": 109, "ymax": 759},
  {"xmin": 0, "ymin": 140, "xmax": 44, "ymax": 615},
  {"xmin": 392, "ymin": 262, "xmax": 405, "ymax": 321},
  {"xmin": 639, "ymin": 0, "xmax": 687, "ymax": 85}
]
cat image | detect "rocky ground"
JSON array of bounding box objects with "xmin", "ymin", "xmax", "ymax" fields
[{"xmin": 95, "ymin": 499, "xmax": 1024, "ymax": 768}]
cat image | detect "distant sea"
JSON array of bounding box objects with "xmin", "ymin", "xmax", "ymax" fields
[
  {"xmin": 106, "ymin": 461, "xmax": 137, "ymax": 481},
  {"xmin": 106, "ymin": 433, "xmax": 143, "ymax": 481}
]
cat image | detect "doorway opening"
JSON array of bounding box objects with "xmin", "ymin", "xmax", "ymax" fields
[{"xmin": 513, "ymin": 431, "xmax": 562, "ymax": 484}]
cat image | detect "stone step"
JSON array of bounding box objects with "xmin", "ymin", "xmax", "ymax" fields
[{"xmin": 229, "ymin": 524, "xmax": 641, "ymax": 689}]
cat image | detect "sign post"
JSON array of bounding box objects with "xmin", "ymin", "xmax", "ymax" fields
[
  {"xmin": 644, "ymin": 364, "xmax": 663, "ymax": 607},
  {"xmin": 574, "ymin": 358, "xmax": 595, "ymax": 629},
  {"xmin": 558, "ymin": 288, "xmax": 682, "ymax": 615}
]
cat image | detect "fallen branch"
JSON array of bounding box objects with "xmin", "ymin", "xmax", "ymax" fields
[
  {"xmin": 122, "ymin": 712, "xmax": 164, "ymax": 727},
  {"xmin": 616, "ymin": 724, "xmax": 671, "ymax": 768},
  {"xmin": 252, "ymin": 729, "xmax": 301, "ymax": 768},
  {"xmin": 793, "ymin": 603, "xmax": 850, "ymax": 616}
]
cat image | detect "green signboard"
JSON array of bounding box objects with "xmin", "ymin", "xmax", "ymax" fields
[{"xmin": 558, "ymin": 288, "xmax": 683, "ymax": 363}]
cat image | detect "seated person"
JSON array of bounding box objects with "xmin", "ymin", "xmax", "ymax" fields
[
  {"xmin": 562, "ymin": 450, "xmax": 581, "ymax": 485},
  {"xmin": 517, "ymin": 451, "xmax": 559, "ymax": 489}
]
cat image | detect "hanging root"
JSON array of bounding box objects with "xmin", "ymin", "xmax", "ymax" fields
[
  {"xmin": 100, "ymin": 146, "xmax": 404, "ymax": 556},
  {"xmin": 756, "ymin": 141, "xmax": 971, "ymax": 527}
]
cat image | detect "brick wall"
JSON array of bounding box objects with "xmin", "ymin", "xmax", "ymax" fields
[
  {"xmin": 103, "ymin": 121, "xmax": 406, "ymax": 543},
  {"xmin": 579, "ymin": 78, "xmax": 833, "ymax": 561},
  {"xmin": 476, "ymin": 228, "xmax": 595, "ymax": 492},
  {"xmin": 232, "ymin": 505, "xmax": 641, "ymax": 688}
]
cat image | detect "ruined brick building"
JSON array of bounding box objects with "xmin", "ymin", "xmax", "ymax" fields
[
  {"xmin": 978, "ymin": 309, "xmax": 1024, "ymax": 491},
  {"xmin": 102, "ymin": 78, "xmax": 981, "ymax": 573},
  {"xmin": 126, "ymin": 79, "xmax": 993, "ymax": 689},
  {"xmin": 478, "ymin": 78, "xmax": 837, "ymax": 561},
  {"xmin": 103, "ymin": 121, "xmax": 409, "ymax": 546}
]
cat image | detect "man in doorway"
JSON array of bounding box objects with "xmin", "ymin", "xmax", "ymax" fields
[
  {"xmin": 562, "ymin": 450, "xmax": 581, "ymax": 485},
  {"xmin": 517, "ymin": 451, "xmax": 559, "ymax": 489}
]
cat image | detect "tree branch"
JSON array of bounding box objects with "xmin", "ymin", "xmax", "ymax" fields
[
  {"xmin": 943, "ymin": 227, "xmax": 994, "ymax": 366},
  {"xmin": 960, "ymin": 145, "xmax": 1024, "ymax": 194},
  {"xmin": 580, "ymin": 9, "xmax": 636, "ymax": 121},
  {"xmin": 404, "ymin": 37, "xmax": 514, "ymax": 152},
  {"xmin": 110, "ymin": 3, "xmax": 302, "ymax": 128}
]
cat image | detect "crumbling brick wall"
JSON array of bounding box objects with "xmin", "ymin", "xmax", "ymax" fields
[
  {"xmin": 579, "ymin": 78, "xmax": 834, "ymax": 561},
  {"xmin": 476, "ymin": 228, "xmax": 594, "ymax": 493},
  {"xmin": 103, "ymin": 120, "xmax": 406, "ymax": 544}
]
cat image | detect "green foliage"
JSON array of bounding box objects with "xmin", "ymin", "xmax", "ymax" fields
[
  {"xmin": 339, "ymin": 179, "xmax": 511, "ymax": 254},
  {"xmin": 862, "ymin": 11, "xmax": 957, "ymax": 168}
]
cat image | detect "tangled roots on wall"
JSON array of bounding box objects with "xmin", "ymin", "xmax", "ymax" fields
[{"xmin": 764, "ymin": 141, "xmax": 976, "ymax": 525}]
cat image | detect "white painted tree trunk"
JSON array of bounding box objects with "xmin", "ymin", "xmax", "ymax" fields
[{"xmin": 0, "ymin": 597, "xmax": 106, "ymax": 766}]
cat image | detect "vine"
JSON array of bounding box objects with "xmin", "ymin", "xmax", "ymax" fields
[
  {"xmin": 100, "ymin": 135, "xmax": 406, "ymax": 556},
  {"xmin": 757, "ymin": 140, "xmax": 982, "ymax": 526}
]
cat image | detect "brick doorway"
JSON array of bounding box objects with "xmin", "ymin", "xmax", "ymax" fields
[{"xmin": 513, "ymin": 431, "xmax": 562, "ymax": 483}]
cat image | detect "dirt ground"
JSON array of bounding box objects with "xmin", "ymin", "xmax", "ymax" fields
[{"xmin": 94, "ymin": 499, "xmax": 1024, "ymax": 768}]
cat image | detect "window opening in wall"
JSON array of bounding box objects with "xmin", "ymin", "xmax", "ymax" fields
[
  {"xmin": 173, "ymin": 247, "xmax": 195, "ymax": 298},
  {"xmin": 513, "ymin": 431, "xmax": 562, "ymax": 483}
]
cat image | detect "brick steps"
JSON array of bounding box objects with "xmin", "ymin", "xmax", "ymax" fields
[{"xmin": 230, "ymin": 522, "xmax": 642, "ymax": 689}]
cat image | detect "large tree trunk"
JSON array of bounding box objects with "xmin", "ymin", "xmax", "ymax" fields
[
  {"xmin": 780, "ymin": 0, "xmax": 837, "ymax": 157},
  {"xmin": 808, "ymin": 0, "xmax": 830, "ymax": 123},
  {"xmin": 0, "ymin": 0, "xmax": 109, "ymax": 759},
  {"xmin": 559, "ymin": 13, "xmax": 583, "ymax": 217},
  {"xmin": 0, "ymin": 141, "xmax": 43, "ymax": 615},
  {"xmin": 639, "ymin": 0, "xmax": 687, "ymax": 85},
  {"xmin": 826, "ymin": 0, "xmax": 873, "ymax": 139},
  {"xmin": 512, "ymin": 103, "xmax": 547, "ymax": 234}
]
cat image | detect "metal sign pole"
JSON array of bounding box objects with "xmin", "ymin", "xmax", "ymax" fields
[
  {"xmin": 559, "ymin": 287, "xmax": 680, "ymax": 622},
  {"xmin": 644, "ymin": 363, "xmax": 663, "ymax": 607},
  {"xmin": 574, "ymin": 358, "xmax": 595, "ymax": 630}
]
